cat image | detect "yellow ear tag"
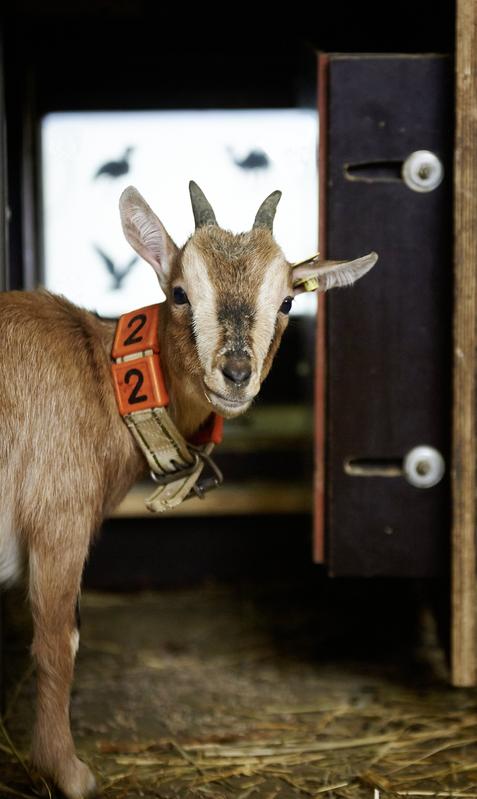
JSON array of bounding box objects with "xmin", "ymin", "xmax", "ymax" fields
[{"xmin": 291, "ymin": 252, "xmax": 320, "ymax": 292}]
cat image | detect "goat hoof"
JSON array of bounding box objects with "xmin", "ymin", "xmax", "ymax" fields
[{"xmin": 58, "ymin": 757, "xmax": 97, "ymax": 799}]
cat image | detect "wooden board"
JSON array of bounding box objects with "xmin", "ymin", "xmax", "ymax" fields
[
  {"xmin": 321, "ymin": 54, "xmax": 453, "ymax": 577},
  {"xmin": 111, "ymin": 481, "xmax": 312, "ymax": 518},
  {"xmin": 451, "ymin": 0, "xmax": 477, "ymax": 687}
]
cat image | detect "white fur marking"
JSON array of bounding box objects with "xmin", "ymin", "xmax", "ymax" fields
[
  {"xmin": 71, "ymin": 628, "xmax": 80, "ymax": 659},
  {"xmin": 181, "ymin": 244, "xmax": 221, "ymax": 372},
  {"xmin": 252, "ymin": 256, "xmax": 289, "ymax": 371},
  {"xmin": 0, "ymin": 509, "xmax": 22, "ymax": 586}
]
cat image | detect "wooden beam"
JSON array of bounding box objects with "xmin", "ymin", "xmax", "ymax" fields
[
  {"xmin": 111, "ymin": 481, "xmax": 312, "ymax": 518},
  {"xmin": 452, "ymin": 0, "xmax": 477, "ymax": 686}
]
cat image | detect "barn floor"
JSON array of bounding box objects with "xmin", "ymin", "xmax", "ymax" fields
[{"xmin": 1, "ymin": 578, "xmax": 477, "ymax": 799}]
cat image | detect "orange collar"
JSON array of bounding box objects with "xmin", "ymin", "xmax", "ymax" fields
[{"xmin": 111, "ymin": 303, "xmax": 223, "ymax": 446}]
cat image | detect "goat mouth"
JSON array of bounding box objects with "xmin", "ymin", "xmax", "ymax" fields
[{"xmin": 203, "ymin": 388, "xmax": 252, "ymax": 412}]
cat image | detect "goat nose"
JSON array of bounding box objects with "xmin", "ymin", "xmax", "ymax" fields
[{"xmin": 221, "ymin": 354, "xmax": 252, "ymax": 386}]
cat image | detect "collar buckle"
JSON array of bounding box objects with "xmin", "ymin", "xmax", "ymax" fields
[
  {"xmin": 149, "ymin": 452, "xmax": 201, "ymax": 487},
  {"xmin": 188, "ymin": 447, "xmax": 224, "ymax": 499}
]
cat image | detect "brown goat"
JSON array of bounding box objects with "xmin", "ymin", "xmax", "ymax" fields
[{"xmin": 0, "ymin": 182, "xmax": 377, "ymax": 798}]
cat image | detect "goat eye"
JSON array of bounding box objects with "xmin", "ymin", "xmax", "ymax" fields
[
  {"xmin": 279, "ymin": 296, "xmax": 293, "ymax": 315},
  {"xmin": 173, "ymin": 286, "xmax": 189, "ymax": 305}
]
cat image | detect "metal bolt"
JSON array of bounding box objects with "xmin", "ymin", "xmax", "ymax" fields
[
  {"xmin": 403, "ymin": 446, "xmax": 445, "ymax": 488},
  {"xmin": 402, "ymin": 150, "xmax": 444, "ymax": 193},
  {"xmin": 418, "ymin": 165, "xmax": 431, "ymax": 180},
  {"xmin": 416, "ymin": 460, "xmax": 431, "ymax": 476}
]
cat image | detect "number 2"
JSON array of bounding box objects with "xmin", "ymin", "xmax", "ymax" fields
[
  {"xmin": 124, "ymin": 368, "xmax": 148, "ymax": 405},
  {"xmin": 123, "ymin": 313, "xmax": 147, "ymax": 347}
]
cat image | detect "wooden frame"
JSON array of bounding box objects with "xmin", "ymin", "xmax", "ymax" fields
[
  {"xmin": 313, "ymin": 53, "xmax": 328, "ymax": 564},
  {"xmin": 452, "ymin": 0, "xmax": 477, "ymax": 686}
]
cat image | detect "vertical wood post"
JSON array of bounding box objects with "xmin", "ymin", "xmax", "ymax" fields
[
  {"xmin": 452, "ymin": 0, "xmax": 477, "ymax": 687},
  {"xmin": 313, "ymin": 53, "xmax": 329, "ymax": 564}
]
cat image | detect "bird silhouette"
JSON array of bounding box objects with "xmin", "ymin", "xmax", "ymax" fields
[
  {"xmin": 228, "ymin": 147, "xmax": 270, "ymax": 172},
  {"xmin": 94, "ymin": 245, "xmax": 138, "ymax": 290},
  {"xmin": 94, "ymin": 147, "xmax": 134, "ymax": 179}
]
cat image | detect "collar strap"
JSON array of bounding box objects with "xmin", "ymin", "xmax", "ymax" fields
[{"xmin": 111, "ymin": 304, "xmax": 223, "ymax": 512}]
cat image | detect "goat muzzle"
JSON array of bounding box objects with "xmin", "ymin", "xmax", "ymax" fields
[{"xmin": 220, "ymin": 353, "xmax": 252, "ymax": 387}]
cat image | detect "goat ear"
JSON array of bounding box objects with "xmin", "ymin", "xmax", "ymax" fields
[
  {"xmin": 292, "ymin": 252, "xmax": 378, "ymax": 295},
  {"xmin": 119, "ymin": 186, "xmax": 178, "ymax": 291}
]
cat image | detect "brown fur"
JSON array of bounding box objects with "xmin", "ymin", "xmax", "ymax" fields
[{"xmin": 0, "ymin": 291, "xmax": 146, "ymax": 797}]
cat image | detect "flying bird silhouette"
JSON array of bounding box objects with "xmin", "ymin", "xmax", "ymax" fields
[
  {"xmin": 94, "ymin": 147, "xmax": 134, "ymax": 179},
  {"xmin": 228, "ymin": 148, "xmax": 270, "ymax": 172},
  {"xmin": 94, "ymin": 245, "xmax": 138, "ymax": 290}
]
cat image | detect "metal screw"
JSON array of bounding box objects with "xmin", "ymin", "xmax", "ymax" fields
[
  {"xmin": 416, "ymin": 460, "xmax": 431, "ymax": 476},
  {"xmin": 403, "ymin": 446, "xmax": 445, "ymax": 488},
  {"xmin": 402, "ymin": 150, "xmax": 444, "ymax": 193},
  {"xmin": 418, "ymin": 165, "xmax": 431, "ymax": 180}
]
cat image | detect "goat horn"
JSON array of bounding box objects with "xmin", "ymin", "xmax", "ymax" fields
[
  {"xmin": 253, "ymin": 190, "xmax": 282, "ymax": 231},
  {"xmin": 189, "ymin": 181, "xmax": 218, "ymax": 228}
]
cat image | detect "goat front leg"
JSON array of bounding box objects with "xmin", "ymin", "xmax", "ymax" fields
[{"xmin": 28, "ymin": 535, "xmax": 96, "ymax": 799}]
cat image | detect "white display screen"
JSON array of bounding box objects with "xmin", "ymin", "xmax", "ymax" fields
[{"xmin": 42, "ymin": 109, "xmax": 318, "ymax": 317}]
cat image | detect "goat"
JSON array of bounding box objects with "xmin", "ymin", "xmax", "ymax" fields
[{"xmin": 0, "ymin": 181, "xmax": 377, "ymax": 798}]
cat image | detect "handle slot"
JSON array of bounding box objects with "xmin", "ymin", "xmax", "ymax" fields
[
  {"xmin": 344, "ymin": 457, "xmax": 403, "ymax": 477},
  {"xmin": 344, "ymin": 160, "xmax": 403, "ymax": 183}
]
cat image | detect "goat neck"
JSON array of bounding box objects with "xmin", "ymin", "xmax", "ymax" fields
[{"xmin": 158, "ymin": 303, "xmax": 212, "ymax": 440}]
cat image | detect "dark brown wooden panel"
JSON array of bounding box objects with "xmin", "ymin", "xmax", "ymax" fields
[{"xmin": 323, "ymin": 55, "xmax": 453, "ymax": 576}]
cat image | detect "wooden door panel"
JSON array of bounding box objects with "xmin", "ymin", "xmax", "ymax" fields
[{"xmin": 318, "ymin": 54, "xmax": 452, "ymax": 576}]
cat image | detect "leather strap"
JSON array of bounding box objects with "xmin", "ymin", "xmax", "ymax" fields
[{"xmin": 124, "ymin": 408, "xmax": 217, "ymax": 512}]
